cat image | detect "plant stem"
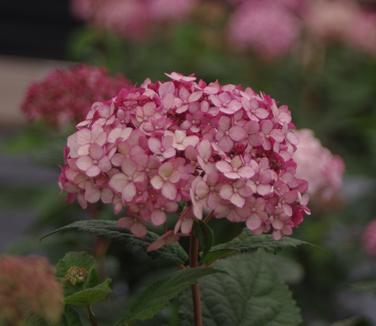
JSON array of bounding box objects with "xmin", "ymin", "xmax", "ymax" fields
[
  {"xmin": 189, "ymin": 233, "xmax": 203, "ymax": 326},
  {"xmin": 87, "ymin": 305, "xmax": 99, "ymax": 326}
]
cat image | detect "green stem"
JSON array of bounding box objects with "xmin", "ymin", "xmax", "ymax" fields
[{"xmin": 190, "ymin": 233, "xmax": 203, "ymax": 326}]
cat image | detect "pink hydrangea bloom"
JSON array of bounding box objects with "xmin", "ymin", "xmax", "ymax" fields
[
  {"xmin": 22, "ymin": 65, "xmax": 129, "ymax": 127},
  {"xmin": 304, "ymin": 0, "xmax": 376, "ymax": 55},
  {"xmin": 0, "ymin": 256, "xmax": 63, "ymax": 324},
  {"xmin": 294, "ymin": 129, "xmax": 344, "ymax": 201},
  {"xmin": 304, "ymin": 0, "xmax": 359, "ymax": 40},
  {"xmin": 60, "ymin": 72, "xmax": 310, "ymax": 241},
  {"xmin": 149, "ymin": 0, "xmax": 196, "ymax": 21},
  {"xmin": 345, "ymin": 12, "xmax": 376, "ymax": 56},
  {"xmin": 228, "ymin": 0, "xmax": 300, "ymax": 59},
  {"xmin": 71, "ymin": 0, "xmax": 195, "ymax": 40},
  {"xmin": 363, "ymin": 219, "xmax": 376, "ymax": 256}
]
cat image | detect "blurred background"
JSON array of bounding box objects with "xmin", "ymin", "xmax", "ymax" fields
[{"xmin": 1, "ymin": 0, "xmax": 376, "ymax": 325}]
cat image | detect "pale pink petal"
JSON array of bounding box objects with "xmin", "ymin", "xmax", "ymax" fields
[
  {"xmin": 85, "ymin": 185, "xmax": 100, "ymax": 203},
  {"xmin": 122, "ymin": 183, "xmax": 137, "ymax": 202},
  {"xmin": 163, "ymin": 147, "xmax": 176, "ymax": 159},
  {"xmin": 89, "ymin": 143, "xmax": 104, "ymax": 160},
  {"xmin": 218, "ymin": 116, "xmax": 231, "ymax": 131},
  {"xmin": 219, "ymin": 184, "xmax": 233, "ymax": 200},
  {"xmin": 257, "ymin": 184, "xmax": 272, "ymax": 196},
  {"xmin": 255, "ymin": 108, "xmax": 269, "ymax": 119},
  {"xmin": 224, "ymin": 172, "xmax": 240, "ymax": 179},
  {"xmin": 230, "ymin": 193, "xmax": 245, "ymax": 208},
  {"xmin": 159, "ymin": 162, "xmax": 174, "ymax": 178},
  {"xmin": 151, "ymin": 210, "xmax": 166, "ymax": 226},
  {"xmin": 218, "ymin": 136, "xmax": 233, "ymax": 152},
  {"xmin": 109, "ymin": 173, "xmax": 129, "ymax": 192},
  {"xmin": 181, "ymin": 218, "xmax": 193, "ymax": 234},
  {"xmin": 188, "ymin": 91, "xmax": 203, "ymax": 102},
  {"xmin": 183, "ymin": 136, "xmax": 199, "ymax": 148},
  {"xmin": 76, "ymin": 129, "xmax": 91, "ymax": 145},
  {"xmin": 98, "ymin": 157, "xmax": 112, "ymax": 172},
  {"xmin": 246, "ymin": 215, "xmax": 262, "ymax": 231},
  {"xmin": 216, "ymin": 161, "xmax": 233, "ymax": 174},
  {"xmin": 151, "ymin": 175, "xmax": 164, "ymax": 190},
  {"xmin": 162, "ymin": 182, "xmax": 177, "ymax": 200},
  {"xmin": 148, "ymin": 137, "xmax": 161, "ymax": 153},
  {"xmin": 238, "ymin": 166, "xmax": 255, "ymax": 178},
  {"xmin": 86, "ymin": 165, "xmax": 101, "ymax": 177},
  {"xmin": 101, "ymin": 189, "xmax": 113, "ymax": 203},
  {"xmin": 192, "ymin": 202, "xmax": 204, "ymax": 220},
  {"xmin": 229, "ymin": 126, "xmax": 247, "ymax": 141},
  {"xmin": 195, "ymin": 180, "xmax": 209, "ymax": 198},
  {"xmin": 197, "ymin": 140, "xmax": 211, "ymax": 160},
  {"xmin": 76, "ymin": 156, "xmax": 93, "ymax": 171}
]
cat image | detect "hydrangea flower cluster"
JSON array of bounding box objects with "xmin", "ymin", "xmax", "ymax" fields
[
  {"xmin": 71, "ymin": 0, "xmax": 196, "ymax": 40},
  {"xmin": 0, "ymin": 256, "xmax": 63, "ymax": 324},
  {"xmin": 228, "ymin": 0, "xmax": 300, "ymax": 59},
  {"xmin": 59, "ymin": 72, "xmax": 310, "ymax": 241},
  {"xmin": 305, "ymin": 0, "xmax": 376, "ymax": 55},
  {"xmin": 22, "ymin": 65, "xmax": 129, "ymax": 127},
  {"xmin": 294, "ymin": 129, "xmax": 344, "ymax": 201},
  {"xmin": 228, "ymin": 0, "xmax": 376, "ymax": 58},
  {"xmin": 363, "ymin": 219, "xmax": 376, "ymax": 256}
]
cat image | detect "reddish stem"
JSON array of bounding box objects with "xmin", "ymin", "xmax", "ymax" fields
[{"xmin": 190, "ymin": 233, "xmax": 203, "ymax": 326}]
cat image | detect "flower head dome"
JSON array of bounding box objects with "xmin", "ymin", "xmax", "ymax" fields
[
  {"xmin": 60, "ymin": 72, "xmax": 310, "ymax": 241},
  {"xmin": 0, "ymin": 256, "xmax": 63, "ymax": 324},
  {"xmin": 294, "ymin": 129, "xmax": 344, "ymax": 202},
  {"xmin": 22, "ymin": 65, "xmax": 129, "ymax": 127}
]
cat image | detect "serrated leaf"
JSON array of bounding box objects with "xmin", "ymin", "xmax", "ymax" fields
[
  {"xmin": 179, "ymin": 251, "xmax": 302, "ymax": 326},
  {"xmin": 116, "ymin": 267, "xmax": 222, "ymax": 325},
  {"xmin": 64, "ymin": 279, "xmax": 112, "ymax": 306},
  {"xmin": 42, "ymin": 220, "xmax": 188, "ymax": 264},
  {"xmin": 211, "ymin": 228, "xmax": 309, "ymax": 255},
  {"xmin": 193, "ymin": 221, "xmax": 214, "ymax": 261}
]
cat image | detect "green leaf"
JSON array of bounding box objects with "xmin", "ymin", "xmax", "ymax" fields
[
  {"xmin": 43, "ymin": 220, "xmax": 188, "ymax": 264},
  {"xmin": 202, "ymin": 249, "xmax": 238, "ymax": 265},
  {"xmin": 210, "ymin": 228, "xmax": 309, "ymax": 256},
  {"xmin": 193, "ymin": 221, "xmax": 214, "ymax": 261},
  {"xmin": 179, "ymin": 251, "xmax": 302, "ymax": 326},
  {"xmin": 61, "ymin": 306, "xmax": 83, "ymax": 326},
  {"xmin": 64, "ymin": 279, "xmax": 112, "ymax": 306},
  {"xmin": 116, "ymin": 267, "xmax": 222, "ymax": 324}
]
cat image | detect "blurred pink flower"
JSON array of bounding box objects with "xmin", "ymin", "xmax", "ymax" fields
[
  {"xmin": 294, "ymin": 129, "xmax": 345, "ymax": 202},
  {"xmin": 22, "ymin": 65, "xmax": 129, "ymax": 127},
  {"xmin": 150, "ymin": 0, "xmax": 196, "ymax": 21},
  {"xmin": 345, "ymin": 12, "xmax": 376, "ymax": 55},
  {"xmin": 0, "ymin": 256, "xmax": 63, "ymax": 324},
  {"xmin": 304, "ymin": 0, "xmax": 376, "ymax": 55},
  {"xmin": 228, "ymin": 0, "xmax": 300, "ymax": 59},
  {"xmin": 363, "ymin": 219, "xmax": 376, "ymax": 256},
  {"xmin": 71, "ymin": 0, "xmax": 195, "ymax": 39},
  {"xmin": 60, "ymin": 72, "xmax": 310, "ymax": 241},
  {"xmin": 304, "ymin": 0, "xmax": 358, "ymax": 40}
]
